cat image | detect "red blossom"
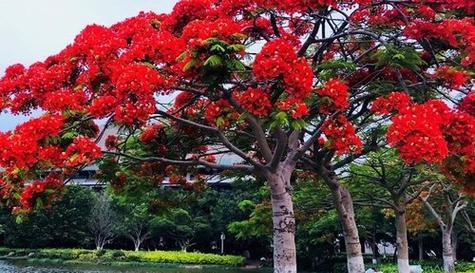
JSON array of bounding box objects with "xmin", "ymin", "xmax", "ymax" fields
[
  {"xmin": 64, "ymin": 137, "xmax": 102, "ymax": 168},
  {"xmin": 322, "ymin": 115, "xmax": 362, "ymax": 155},
  {"xmin": 105, "ymin": 135, "xmax": 118, "ymax": 150},
  {"xmin": 204, "ymin": 99, "xmax": 238, "ymax": 127},
  {"xmin": 386, "ymin": 102, "xmax": 450, "ymax": 164},
  {"xmin": 316, "ymin": 78, "xmax": 349, "ymax": 114},
  {"xmin": 371, "ymin": 92, "xmax": 412, "ymax": 115},
  {"xmin": 253, "ymin": 39, "xmax": 313, "ymax": 99},
  {"xmin": 459, "ymin": 92, "xmax": 475, "ymax": 116},
  {"xmin": 19, "ymin": 174, "xmax": 64, "ymax": 211},
  {"xmin": 234, "ymin": 87, "xmax": 272, "ymax": 117},
  {"xmin": 276, "ymin": 98, "xmax": 309, "ymax": 119},
  {"xmin": 434, "ymin": 66, "xmax": 469, "ymax": 89},
  {"xmin": 140, "ymin": 123, "xmax": 164, "ymax": 143}
]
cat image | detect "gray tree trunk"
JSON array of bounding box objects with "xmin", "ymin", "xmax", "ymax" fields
[
  {"xmin": 266, "ymin": 166, "xmax": 297, "ymax": 273},
  {"xmin": 330, "ymin": 183, "xmax": 365, "ymax": 273},
  {"xmin": 442, "ymin": 230, "xmax": 455, "ymax": 273},
  {"xmin": 395, "ymin": 207, "xmax": 410, "ymax": 273},
  {"xmin": 451, "ymin": 232, "xmax": 457, "ymax": 262},
  {"xmin": 418, "ymin": 236, "xmax": 423, "ymax": 261}
]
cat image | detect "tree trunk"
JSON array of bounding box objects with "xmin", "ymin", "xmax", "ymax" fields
[
  {"xmin": 395, "ymin": 207, "xmax": 410, "ymax": 273},
  {"xmin": 442, "ymin": 230, "xmax": 455, "ymax": 273},
  {"xmin": 134, "ymin": 241, "xmax": 140, "ymax": 252},
  {"xmin": 451, "ymin": 232, "xmax": 457, "ymax": 262},
  {"xmin": 418, "ymin": 235, "xmax": 423, "ymax": 262},
  {"xmin": 267, "ymin": 167, "xmax": 297, "ymax": 273},
  {"xmin": 371, "ymin": 236, "xmax": 379, "ymax": 265},
  {"xmin": 329, "ymin": 182, "xmax": 365, "ymax": 273}
]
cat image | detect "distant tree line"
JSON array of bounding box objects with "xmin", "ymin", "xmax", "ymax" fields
[{"xmin": 0, "ymin": 174, "xmax": 473, "ymax": 272}]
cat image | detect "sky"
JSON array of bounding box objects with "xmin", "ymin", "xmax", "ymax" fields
[{"xmin": 0, "ymin": 0, "xmax": 179, "ymax": 131}]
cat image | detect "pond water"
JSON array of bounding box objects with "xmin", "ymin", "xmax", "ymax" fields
[{"xmin": 0, "ymin": 261, "xmax": 271, "ymax": 273}]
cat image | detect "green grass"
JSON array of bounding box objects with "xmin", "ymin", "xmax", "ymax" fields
[
  {"xmin": 0, "ymin": 247, "xmax": 246, "ymax": 267},
  {"xmin": 369, "ymin": 261, "xmax": 475, "ymax": 273}
]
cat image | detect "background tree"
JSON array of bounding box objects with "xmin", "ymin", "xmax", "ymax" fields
[
  {"xmin": 89, "ymin": 193, "xmax": 118, "ymax": 251},
  {"xmin": 419, "ymin": 180, "xmax": 471, "ymax": 273},
  {"xmin": 348, "ymin": 149, "xmax": 430, "ymax": 273},
  {"xmin": 117, "ymin": 202, "xmax": 153, "ymax": 252},
  {"xmin": 151, "ymin": 208, "xmax": 210, "ymax": 252},
  {"xmin": 0, "ymin": 186, "xmax": 94, "ymax": 248}
]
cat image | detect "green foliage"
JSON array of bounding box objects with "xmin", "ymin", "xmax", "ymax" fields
[
  {"xmin": 373, "ymin": 46, "xmax": 426, "ymax": 71},
  {"xmin": 182, "ymin": 37, "xmax": 248, "ymax": 85},
  {"xmin": 0, "ymin": 247, "xmax": 245, "ymax": 266},
  {"xmin": 0, "ymin": 186, "xmax": 95, "ymax": 248},
  {"xmin": 228, "ymin": 202, "xmax": 272, "ymax": 240},
  {"xmin": 375, "ymin": 261, "xmax": 475, "ymax": 273},
  {"xmin": 317, "ymin": 59, "xmax": 356, "ymax": 80}
]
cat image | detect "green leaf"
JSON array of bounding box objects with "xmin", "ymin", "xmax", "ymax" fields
[
  {"xmin": 203, "ymin": 38, "xmax": 220, "ymax": 45},
  {"xmin": 203, "ymin": 55, "xmax": 222, "ymax": 67},
  {"xmin": 226, "ymin": 60, "xmax": 245, "ymax": 71},
  {"xmin": 275, "ymin": 111, "xmax": 288, "ymax": 121},
  {"xmin": 175, "ymin": 51, "xmax": 187, "ymax": 62},
  {"xmin": 183, "ymin": 59, "xmax": 198, "ymax": 72},
  {"xmin": 228, "ymin": 44, "xmax": 246, "ymax": 52},
  {"xmin": 290, "ymin": 119, "xmax": 307, "ymax": 130},
  {"xmin": 373, "ymin": 45, "xmax": 426, "ymax": 71},
  {"xmin": 392, "ymin": 53, "xmax": 405, "ymax": 61},
  {"xmin": 237, "ymin": 112, "xmax": 248, "ymax": 122},
  {"xmin": 216, "ymin": 116, "xmax": 225, "ymax": 127},
  {"xmin": 210, "ymin": 44, "xmax": 226, "ymax": 53},
  {"xmin": 62, "ymin": 131, "xmax": 78, "ymax": 140}
]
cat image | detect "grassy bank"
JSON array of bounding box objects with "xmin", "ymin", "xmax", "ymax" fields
[
  {"xmin": 0, "ymin": 247, "xmax": 246, "ymax": 267},
  {"xmin": 375, "ymin": 262, "xmax": 475, "ymax": 273},
  {"xmin": 329, "ymin": 259, "xmax": 475, "ymax": 273}
]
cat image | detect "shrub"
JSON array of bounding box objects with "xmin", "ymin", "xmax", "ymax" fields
[{"xmin": 0, "ymin": 247, "xmax": 245, "ymax": 266}]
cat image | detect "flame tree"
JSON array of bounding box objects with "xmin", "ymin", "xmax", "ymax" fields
[{"xmin": 0, "ymin": 1, "xmax": 474, "ymax": 272}]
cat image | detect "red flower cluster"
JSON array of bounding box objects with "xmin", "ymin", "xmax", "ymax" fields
[
  {"xmin": 88, "ymin": 96, "xmax": 118, "ymax": 118},
  {"xmin": 204, "ymin": 99, "xmax": 238, "ymax": 127},
  {"xmin": 19, "ymin": 174, "xmax": 63, "ymax": 211},
  {"xmin": 73, "ymin": 24, "xmax": 125, "ymax": 63},
  {"xmin": 140, "ymin": 123, "xmax": 164, "ymax": 143},
  {"xmin": 386, "ymin": 102, "xmax": 451, "ymax": 164},
  {"xmin": 253, "ymin": 39, "xmax": 313, "ymax": 99},
  {"xmin": 111, "ymin": 63, "xmax": 164, "ymax": 101},
  {"xmin": 234, "ymin": 87, "xmax": 272, "ymax": 117},
  {"xmin": 443, "ymin": 112, "xmax": 475, "ymax": 164},
  {"xmin": 371, "ymin": 92, "xmax": 412, "ymax": 115},
  {"xmin": 459, "ymin": 92, "xmax": 475, "ymax": 117},
  {"xmin": 322, "ymin": 115, "xmax": 362, "ymax": 155},
  {"xmin": 42, "ymin": 88, "xmax": 88, "ymax": 112},
  {"xmin": 276, "ymin": 98, "xmax": 309, "ymax": 119},
  {"xmin": 114, "ymin": 101, "xmax": 156, "ymax": 126},
  {"xmin": 64, "ymin": 137, "xmax": 102, "ymax": 168},
  {"xmin": 404, "ymin": 19, "xmax": 475, "ymax": 66},
  {"xmin": 316, "ymin": 78, "xmax": 349, "ymax": 114},
  {"xmin": 174, "ymin": 91, "xmax": 196, "ymax": 110},
  {"xmin": 161, "ymin": 0, "xmax": 211, "ymax": 33},
  {"xmin": 111, "ymin": 12, "xmax": 175, "ymax": 63},
  {"xmin": 105, "ymin": 135, "xmax": 118, "ymax": 150},
  {"xmin": 434, "ymin": 66, "xmax": 469, "ymax": 89},
  {"xmin": 254, "ymin": 0, "xmax": 337, "ymax": 13},
  {"xmin": 0, "ymin": 115, "xmax": 64, "ymax": 171},
  {"xmin": 181, "ymin": 18, "xmax": 244, "ymax": 47}
]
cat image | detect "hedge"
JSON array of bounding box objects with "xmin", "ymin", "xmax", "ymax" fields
[{"xmin": 0, "ymin": 247, "xmax": 246, "ymax": 267}]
